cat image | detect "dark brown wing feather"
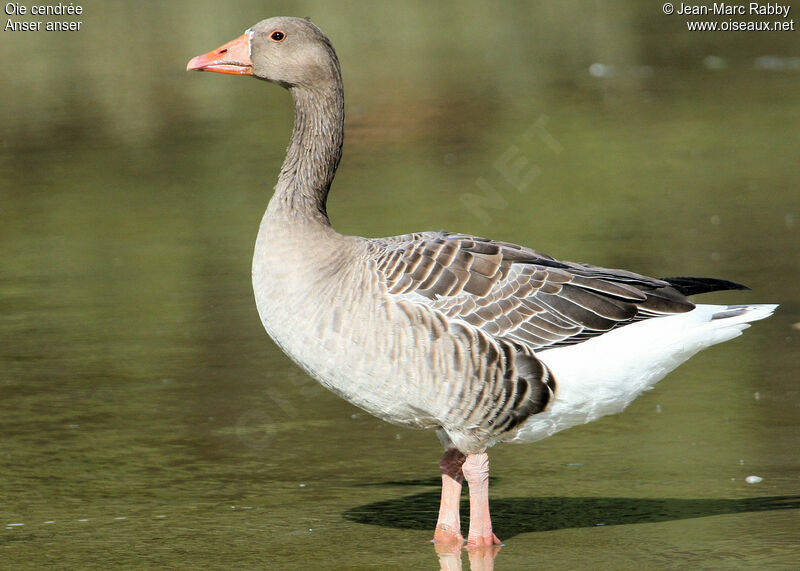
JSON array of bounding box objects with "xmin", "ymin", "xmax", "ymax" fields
[{"xmin": 372, "ymin": 231, "xmax": 695, "ymax": 350}]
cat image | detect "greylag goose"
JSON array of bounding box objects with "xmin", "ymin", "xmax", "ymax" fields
[{"xmin": 187, "ymin": 17, "xmax": 777, "ymax": 547}]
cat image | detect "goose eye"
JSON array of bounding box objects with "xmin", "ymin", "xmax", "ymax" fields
[{"xmin": 270, "ymin": 30, "xmax": 285, "ymax": 42}]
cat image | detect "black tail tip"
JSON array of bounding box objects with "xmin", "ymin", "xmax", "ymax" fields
[{"xmin": 661, "ymin": 276, "xmax": 750, "ymax": 296}]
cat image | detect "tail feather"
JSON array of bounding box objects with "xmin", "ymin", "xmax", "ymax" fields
[
  {"xmin": 520, "ymin": 303, "xmax": 777, "ymax": 444},
  {"xmin": 709, "ymin": 303, "xmax": 777, "ymax": 324},
  {"xmin": 661, "ymin": 276, "xmax": 750, "ymax": 296}
]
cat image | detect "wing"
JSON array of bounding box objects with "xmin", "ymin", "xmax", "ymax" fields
[{"xmin": 371, "ymin": 231, "xmax": 695, "ymax": 351}]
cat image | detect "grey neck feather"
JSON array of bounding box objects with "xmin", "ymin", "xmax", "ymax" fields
[{"xmin": 272, "ymin": 77, "xmax": 344, "ymax": 226}]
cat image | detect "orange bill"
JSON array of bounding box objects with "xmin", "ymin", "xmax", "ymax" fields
[{"xmin": 187, "ymin": 33, "xmax": 253, "ymax": 75}]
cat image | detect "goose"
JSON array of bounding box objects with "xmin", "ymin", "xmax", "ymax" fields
[{"xmin": 187, "ymin": 17, "xmax": 777, "ymax": 547}]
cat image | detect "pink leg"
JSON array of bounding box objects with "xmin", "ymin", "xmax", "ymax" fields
[
  {"xmin": 462, "ymin": 453, "xmax": 502, "ymax": 547},
  {"xmin": 432, "ymin": 448, "xmax": 466, "ymax": 545}
]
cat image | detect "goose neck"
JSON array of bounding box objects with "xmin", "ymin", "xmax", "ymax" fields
[{"xmin": 271, "ymin": 82, "xmax": 344, "ymax": 225}]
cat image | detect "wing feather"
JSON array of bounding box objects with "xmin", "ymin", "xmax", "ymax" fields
[{"xmin": 372, "ymin": 231, "xmax": 695, "ymax": 350}]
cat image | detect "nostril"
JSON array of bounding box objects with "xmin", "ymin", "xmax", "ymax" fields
[{"xmin": 218, "ymin": 48, "xmax": 228, "ymax": 54}]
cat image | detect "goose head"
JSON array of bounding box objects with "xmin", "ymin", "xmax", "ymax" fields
[{"xmin": 187, "ymin": 17, "xmax": 340, "ymax": 90}]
